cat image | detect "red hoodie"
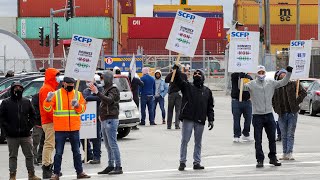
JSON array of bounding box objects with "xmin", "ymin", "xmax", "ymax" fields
[{"xmin": 39, "ymin": 68, "xmax": 60, "ymax": 125}]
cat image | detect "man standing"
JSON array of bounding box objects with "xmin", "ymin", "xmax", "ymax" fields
[
  {"xmin": 89, "ymin": 71, "xmax": 123, "ymax": 175},
  {"xmin": 165, "ymin": 66, "xmax": 188, "ymax": 129},
  {"xmin": 39, "ymin": 68, "xmax": 60, "ymax": 179},
  {"xmin": 272, "ymin": 69, "xmax": 307, "ymax": 161},
  {"xmin": 243, "ymin": 65, "xmax": 292, "ymax": 168},
  {"xmin": 139, "ymin": 67, "xmax": 156, "ymax": 126},
  {"xmin": 0, "ymin": 82, "xmax": 41, "ymax": 180},
  {"xmin": 43, "ymin": 77, "xmax": 90, "ymax": 179},
  {"xmin": 172, "ymin": 66, "xmax": 214, "ymax": 171},
  {"xmin": 231, "ymin": 72, "xmax": 253, "ymax": 142},
  {"xmin": 129, "ymin": 72, "xmax": 144, "ymax": 130},
  {"xmin": 154, "ymin": 70, "xmax": 168, "ymax": 124}
]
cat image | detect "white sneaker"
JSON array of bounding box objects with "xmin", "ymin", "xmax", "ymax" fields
[
  {"xmin": 279, "ymin": 154, "xmax": 289, "ymax": 160},
  {"xmin": 287, "ymin": 153, "xmax": 295, "ymax": 160},
  {"xmin": 242, "ymin": 136, "xmax": 252, "ymax": 141},
  {"xmin": 233, "ymin": 137, "xmax": 240, "ymax": 143}
]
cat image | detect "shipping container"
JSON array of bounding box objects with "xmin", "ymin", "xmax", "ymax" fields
[
  {"xmin": 17, "ymin": 17, "xmax": 113, "ymax": 39},
  {"xmin": 153, "ymin": 5, "xmax": 223, "ymax": 12},
  {"xmin": 270, "ymin": 44, "xmax": 289, "ymax": 54},
  {"xmin": 119, "ymin": 0, "xmax": 135, "ymax": 14},
  {"xmin": 128, "ymin": 17, "xmax": 224, "ymax": 39},
  {"xmin": 121, "ymin": 14, "xmax": 135, "ymax": 33},
  {"xmin": 18, "ymin": 0, "xmax": 114, "ymax": 17},
  {"xmin": 234, "ymin": 4, "xmax": 318, "ymax": 25},
  {"xmin": 153, "ymin": 12, "xmax": 223, "ymax": 18},
  {"xmin": 235, "ymin": 0, "xmax": 318, "ymax": 5},
  {"xmin": 125, "ymin": 39, "xmax": 225, "ymax": 55},
  {"xmin": 0, "ymin": 17, "xmax": 17, "ymax": 34},
  {"xmin": 239, "ymin": 25, "xmax": 318, "ymax": 44},
  {"xmin": 121, "ymin": 33, "xmax": 128, "ymax": 49}
]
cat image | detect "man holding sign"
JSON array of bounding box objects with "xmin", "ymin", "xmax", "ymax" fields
[{"xmin": 243, "ymin": 65, "xmax": 293, "ymax": 168}]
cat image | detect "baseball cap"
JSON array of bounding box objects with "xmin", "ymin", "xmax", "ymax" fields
[
  {"xmin": 63, "ymin": 77, "xmax": 76, "ymax": 83},
  {"xmin": 257, "ymin": 65, "xmax": 266, "ymax": 73}
]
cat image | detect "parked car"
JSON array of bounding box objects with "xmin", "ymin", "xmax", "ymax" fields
[
  {"xmin": 300, "ymin": 80, "xmax": 320, "ymax": 116},
  {"xmin": 299, "ymin": 78, "xmax": 318, "ymax": 90}
]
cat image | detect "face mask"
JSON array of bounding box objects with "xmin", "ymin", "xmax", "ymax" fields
[
  {"xmin": 100, "ymin": 81, "xmax": 105, "ymax": 87},
  {"xmin": 86, "ymin": 83, "xmax": 90, "ymax": 87},
  {"xmin": 14, "ymin": 89, "xmax": 23, "ymax": 99},
  {"xmin": 258, "ymin": 75, "xmax": 266, "ymax": 81},
  {"xmin": 65, "ymin": 86, "xmax": 74, "ymax": 92},
  {"xmin": 56, "ymin": 77, "xmax": 60, "ymax": 83},
  {"xmin": 193, "ymin": 75, "xmax": 203, "ymax": 87}
]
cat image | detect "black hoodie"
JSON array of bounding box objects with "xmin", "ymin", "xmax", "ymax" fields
[{"xmin": 0, "ymin": 82, "xmax": 36, "ymax": 137}]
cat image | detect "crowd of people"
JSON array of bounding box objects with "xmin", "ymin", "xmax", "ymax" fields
[{"xmin": 0, "ymin": 63, "xmax": 308, "ymax": 179}]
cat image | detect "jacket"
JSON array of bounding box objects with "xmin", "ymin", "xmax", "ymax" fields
[
  {"xmin": 31, "ymin": 93, "xmax": 42, "ymax": 126},
  {"xmin": 173, "ymin": 69, "xmax": 214, "ymax": 125},
  {"xmin": 165, "ymin": 71, "xmax": 188, "ymax": 94},
  {"xmin": 43, "ymin": 88, "xmax": 86, "ymax": 132},
  {"xmin": 140, "ymin": 74, "xmax": 155, "ymax": 96},
  {"xmin": 0, "ymin": 82, "xmax": 35, "ymax": 137},
  {"xmin": 83, "ymin": 85, "xmax": 104, "ymax": 116},
  {"xmin": 154, "ymin": 70, "xmax": 168, "ymax": 98},
  {"xmin": 243, "ymin": 72, "xmax": 291, "ymax": 115},
  {"xmin": 39, "ymin": 68, "xmax": 60, "ymax": 125},
  {"xmin": 272, "ymin": 81, "xmax": 307, "ymax": 115},
  {"xmin": 130, "ymin": 77, "xmax": 144, "ymax": 101},
  {"xmin": 231, "ymin": 73, "xmax": 253, "ymax": 101},
  {"xmin": 96, "ymin": 71, "xmax": 120, "ymax": 120}
]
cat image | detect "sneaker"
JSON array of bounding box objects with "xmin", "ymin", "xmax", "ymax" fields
[
  {"xmin": 50, "ymin": 174, "xmax": 60, "ymax": 180},
  {"xmin": 98, "ymin": 166, "xmax": 114, "ymax": 174},
  {"xmin": 279, "ymin": 154, "xmax": 289, "ymax": 160},
  {"xmin": 269, "ymin": 158, "xmax": 282, "ymax": 166},
  {"xmin": 108, "ymin": 167, "xmax": 123, "ymax": 175},
  {"xmin": 178, "ymin": 163, "xmax": 186, "ymax": 171},
  {"xmin": 233, "ymin": 137, "xmax": 240, "ymax": 143},
  {"xmin": 242, "ymin": 136, "xmax": 252, "ymax": 141},
  {"xmin": 287, "ymin": 153, "xmax": 295, "ymax": 160},
  {"xmin": 150, "ymin": 123, "xmax": 157, "ymax": 125},
  {"xmin": 77, "ymin": 172, "xmax": 91, "ymax": 179},
  {"xmin": 89, "ymin": 160, "xmax": 101, "ymax": 164},
  {"xmin": 193, "ymin": 164, "xmax": 205, "ymax": 170},
  {"xmin": 256, "ymin": 161, "xmax": 264, "ymax": 168},
  {"xmin": 162, "ymin": 120, "xmax": 166, "ymax": 124}
]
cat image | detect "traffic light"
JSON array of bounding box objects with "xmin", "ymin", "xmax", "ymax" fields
[
  {"xmin": 45, "ymin": 35, "xmax": 50, "ymax": 47},
  {"xmin": 39, "ymin": 27, "xmax": 44, "ymax": 46},
  {"xmin": 66, "ymin": 0, "xmax": 74, "ymax": 21},
  {"xmin": 259, "ymin": 27, "xmax": 264, "ymax": 43},
  {"xmin": 180, "ymin": 0, "xmax": 188, "ymax": 5},
  {"xmin": 54, "ymin": 23, "xmax": 60, "ymax": 47}
]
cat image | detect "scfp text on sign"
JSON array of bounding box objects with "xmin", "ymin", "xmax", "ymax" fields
[
  {"xmin": 73, "ymin": 35, "xmax": 93, "ymax": 44},
  {"xmin": 231, "ymin": 32, "xmax": 250, "ymax": 38},
  {"xmin": 291, "ymin": 41, "xmax": 305, "ymax": 47},
  {"xmin": 178, "ymin": 11, "xmax": 196, "ymax": 20},
  {"xmin": 81, "ymin": 114, "xmax": 96, "ymax": 121}
]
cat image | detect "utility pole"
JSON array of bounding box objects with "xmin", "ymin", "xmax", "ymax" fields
[
  {"xmin": 113, "ymin": 0, "xmax": 118, "ymax": 56},
  {"xmin": 264, "ymin": 0, "xmax": 271, "ymax": 67},
  {"xmin": 296, "ymin": 0, "xmax": 301, "ymax": 40},
  {"xmin": 203, "ymin": 39, "xmax": 206, "ymax": 71},
  {"xmin": 258, "ymin": 0, "xmax": 264, "ymax": 65}
]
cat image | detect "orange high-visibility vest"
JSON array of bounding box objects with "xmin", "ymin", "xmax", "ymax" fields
[{"xmin": 43, "ymin": 88, "xmax": 86, "ymax": 131}]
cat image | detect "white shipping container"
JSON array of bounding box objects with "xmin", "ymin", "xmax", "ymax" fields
[{"xmin": 0, "ymin": 17, "xmax": 17, "ymax": 34}]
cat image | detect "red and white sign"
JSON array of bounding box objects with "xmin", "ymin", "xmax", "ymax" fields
[{"xmin": 105, "ymin": 57, "xmax": 113, "ymax": 65}]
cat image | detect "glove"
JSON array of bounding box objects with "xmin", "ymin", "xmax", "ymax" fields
[
  {"xmin": 46, "ymin": 92, "xmax": 54, "ymax": 102},
  {"xmin": 71, "ymin": 99, "xmax": 79, "ymax": 108},
  {"xmin": 208, "ymin": 121, "xmax": 214, "ymax": 130},
  {"xmin": 286, "ymin": 66, "xmax": 293, "ymax": 73},
  {"xmin": 89, "ymin": 83, "xmax": 98, "ymax": 94}
]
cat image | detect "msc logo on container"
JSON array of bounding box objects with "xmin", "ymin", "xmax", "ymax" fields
[
  {"xmin": 177, "ymin": 11, "xmax": 196, "ymax": 23},
  {"xmin": 231, "ymin": 32, "xmax": 250, "ymax": 38},
  {"xmin": 291, "ymin": 41, "xmax": 305, "ymax": 47},
  {"xmin": 279, "ymin": 9, "xmax": 292, "ymax": 22},
  {"xmin": 73, "ymin": 35, "xmax": 93, "ymax": 44},
  {"xmin": 81, "ymin": 114, "xmax": 96, "ymax": 122}
]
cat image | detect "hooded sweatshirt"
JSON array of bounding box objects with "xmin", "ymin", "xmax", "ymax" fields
[
  {"xmin": 97, "ymin": 71, "xmax": 120, "ymax": 120},
  {"xmin": 39, "ymin": 68, "xmax": 60, "ymax": 125},
  {"xmin": 243, "ymin": 72, "xmax": 292, "ymax": 115}
]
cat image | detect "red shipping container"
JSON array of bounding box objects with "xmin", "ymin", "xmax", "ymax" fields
[
  {"xmin": 125, "ymin": 39, "xmax": 225, "ymax": 55},
  {"xmin": 19, "ymin": 0, "xmax": 113, "ymax": 17},
  {"xmin": 121, "ymin": 33, "xmax": 129, "ymax": 49},
  {"xmin": 119, "ymin": 0, "xmax": 135, "ymax": 14},
  {"xmin": 128, "ymin": 17, "xmax": 224, "ymax": 39},
  {"xmin": 239, "ymin": 25, "xmax": 318, "ymax": 44}
]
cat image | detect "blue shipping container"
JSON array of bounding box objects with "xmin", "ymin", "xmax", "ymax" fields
[
  {"xmin": 153, "ymin": 12, "xmax": 224, "ymax": 18},
  {"xmin": 104, "ymin": 56, "xmax": 143, "ymax": 73}
]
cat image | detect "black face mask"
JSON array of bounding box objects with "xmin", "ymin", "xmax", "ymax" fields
[
  {"xmin": 14, "ymin": 89, "xmax": 23, "ymax": 99},
  {"xmin": 65, "ymin": 86, "xmax": 74, "ymax": 92},
  {"xmin": 193, "ymin": 75, "xmax": 203, "ymax": 88}
]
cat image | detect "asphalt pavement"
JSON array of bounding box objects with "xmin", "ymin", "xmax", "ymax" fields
[{"xmin": 1, "ymin": 93, "xmax": 320, "ymax": 180}]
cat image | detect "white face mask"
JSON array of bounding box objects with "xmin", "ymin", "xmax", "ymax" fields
[
  {"xmin": 258, "ymin": 75, "xmax": 266, "ymax": 81},
  {"xmin": 56, "ymin": 76, "xmax": 61, "ymax": 83}
]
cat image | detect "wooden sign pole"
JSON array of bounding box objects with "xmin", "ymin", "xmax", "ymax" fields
[
  {"xmin": 239, "ymin": 78, "xmax": 244, "ymax": 102},
  {"xmin": 170, "ymin": 54, "xmax": 181, "ymax": 82}
]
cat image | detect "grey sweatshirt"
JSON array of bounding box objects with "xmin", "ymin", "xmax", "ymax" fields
[{"xmin": 243, "ymin": 72, "xmax": 292, "ymax": 115}]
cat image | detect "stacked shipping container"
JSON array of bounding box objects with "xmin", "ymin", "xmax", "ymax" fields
[
  {"xmin": 234, "ymin": 0, "xmax": 318, "ymax": 54},
  {"xmin": 124, "ymin": 5, "xmax": 225, "ymax": 55},
  {"xmin": 119, "ymin": 0, "xmax": 136, "ymax": 53},
  {"xmin": 17, "ymin": 0, "xmax": 123, "ymax": 69}
]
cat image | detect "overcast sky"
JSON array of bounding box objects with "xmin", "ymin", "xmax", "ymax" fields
[{"xmin": 0, "ymin": 0, "xmax": 234, "ymax": 26}]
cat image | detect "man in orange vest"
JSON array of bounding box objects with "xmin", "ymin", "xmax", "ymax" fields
[{"xmin": 43, "ymin": 77, "xmax": 90, "ymax": 180}]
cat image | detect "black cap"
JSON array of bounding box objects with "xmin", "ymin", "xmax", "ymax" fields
[{"xmin": 63, "ymin": 77, "xmax": 76, "ymax": 83}]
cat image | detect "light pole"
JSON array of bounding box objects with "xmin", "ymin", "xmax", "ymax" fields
[{"xmin": 296, "ymin": 0, "xmax": 301, "ymax": 40}]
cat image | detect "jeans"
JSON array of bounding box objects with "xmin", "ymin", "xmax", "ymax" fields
[
  {"xmin": 231, "ymin": 99, "xmax": 252, "ymax": 137},
  {"xmin": 54, "ymin": 131, "xmax": 83, "ymax": 175},
  {"xmin": 7, "ymin": 136, "xmax": 34, "ymax": 172},
  {"xmin": 32, "ymin": 126, "xmax": 44, "ymax": 161},
  {"xmin": 167, "ymin": 92, "xmax": 182, "ymax": 128},
  {"xmin": 140, "ymin": 95, "xmax": 155, "ymax": 124},
  {"xmin": 278, "ymin": 113, "xmax": 298, "ymax": 154},
  {"xmin": 101, "ymin": 119, "xmax": 121, "ymax": 167},
  {"xmin": 81, "ymin": 121, "xmax": 102, "ymax": 161},
  {"xmin": 180, "ymin": 120, "xmax": 205, "ymax": 164},
  {"xmin": 252, "ymin": 113, "xmax": 277, "ymax": 161},
  {"xmin": 154, "ymin": 96, "xmax": 166, "ymax": 120},
  {"xmin": 42, "ymin": 123, "xmax": 55, "ymax": 166}
]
